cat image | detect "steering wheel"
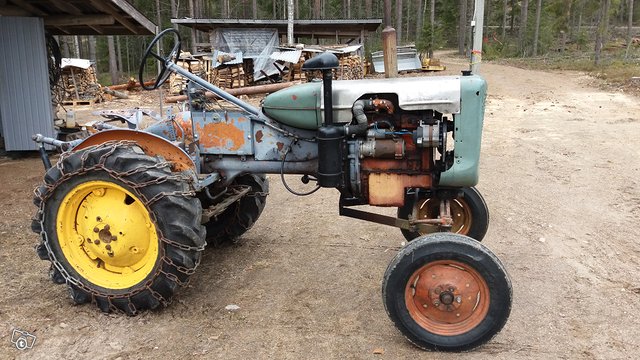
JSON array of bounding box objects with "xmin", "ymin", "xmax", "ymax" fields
[{"xmin": 139, "ymin": 28, "xmax": 181, "ymax": 91}]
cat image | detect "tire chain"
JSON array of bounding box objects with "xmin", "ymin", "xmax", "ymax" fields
[{"xmin": 33, "ymin": 140, "xmax": 205, "ymax": 315}]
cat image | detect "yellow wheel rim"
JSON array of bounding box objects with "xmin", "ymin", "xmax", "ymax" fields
[{"xmin": 56, "ymin": 181, "xmax": 159, "ymax": 290}]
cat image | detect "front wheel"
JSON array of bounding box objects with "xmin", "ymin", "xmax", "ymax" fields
[
  {"xmin": 383, "ymin": 233, "xmax": 512, "ymax": 351},
  {"xmin": 398, "ymin": 187, "xmax": 489, "ymax": 242},
  {"xmin": 32, "ymin": 143, "xmax": 206, "ymax": 314}
]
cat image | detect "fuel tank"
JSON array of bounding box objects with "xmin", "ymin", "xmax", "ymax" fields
[{"xmin": 262, "ymin": 82, "xmax": 322, "ymax": 130}]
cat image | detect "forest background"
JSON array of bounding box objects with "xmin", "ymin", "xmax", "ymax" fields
[{"xmin": 56, "ymin": 0, "xmax": 639, "ymax": 89}]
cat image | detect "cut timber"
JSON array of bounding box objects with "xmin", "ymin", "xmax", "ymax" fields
[
  {"xmin": 164, "ymin": 82, "xmax": 296, "ymax": 103},
  {"xmin": 103, "ymin": 88, "xmax": 129, "ymax": 99},
  {"xmin": 109, "ymin": 79, "xmax": 156, "ymax": 91}
]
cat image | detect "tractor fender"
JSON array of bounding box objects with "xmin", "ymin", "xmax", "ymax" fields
[{"xmin": 72, "ymin": 129, "xmax": 196, "ymax": 172}]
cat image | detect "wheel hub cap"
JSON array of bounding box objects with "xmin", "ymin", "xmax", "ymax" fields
[
  {"xmin": 405, "ymin": 260, "xmax": 490, "ymax": 336},
  {"xmin": 56, "ymin": 181, "xmax": 159, "ymax": 289}
]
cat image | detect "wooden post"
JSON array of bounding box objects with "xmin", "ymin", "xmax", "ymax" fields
[{"xmin": 382, "ymin": 0, "xmax": 397, "ymax": 78}]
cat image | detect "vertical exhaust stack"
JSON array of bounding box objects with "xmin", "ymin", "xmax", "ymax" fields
[{"xmin": 302, "ymin": 52, "xmax": 343, "ymax": 187}]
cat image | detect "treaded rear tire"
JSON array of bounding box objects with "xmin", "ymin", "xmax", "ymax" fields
[
  {"xmin": 32, "ymin": 143, "xmax": 206, "ymax": 315},
  {"xmin": 203, "ymin": 174, "xmax": 268, "ymax": 246}
]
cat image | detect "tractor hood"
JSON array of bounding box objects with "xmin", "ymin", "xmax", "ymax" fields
[{"xmin": 262, "ymin": 76, "xmax": 464, "ymax": 129}]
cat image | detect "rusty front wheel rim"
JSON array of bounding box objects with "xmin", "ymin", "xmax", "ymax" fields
[
  {"xmin": 415, "ymin": 197, "xmax": 473, "ymax": 235},
  {"xmin": 405, "ymin": 260, "xmax": 490, "ymax": 336}
]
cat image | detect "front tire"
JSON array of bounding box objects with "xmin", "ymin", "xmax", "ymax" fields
[
  {"xmin": 398, "ymin": 187, "xmax": 489, "ymax": 242},
  {"xmin": 32, "ymin": 143, "xmax": 206, "ymax": 314},
  {"xmin": 383, "ymin": 233, "xmax": 512, "ymax": 351}
]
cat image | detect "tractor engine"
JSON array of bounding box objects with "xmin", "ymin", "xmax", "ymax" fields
[
  {"xmin": 341, "ymin": 98, "xmax": 449, "ymax": 207},
  {"xmin": 262, "ymin": 72, "xmax": 487, "ymax": 208}
]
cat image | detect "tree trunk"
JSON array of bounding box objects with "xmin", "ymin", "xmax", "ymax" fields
[
  {"xmin": 313, "ymin": 0, "xmax": 320, "ymax": 18},
  {"xmin": 170, "ymin": 0, "xmax": 178, "ymax": 29},
  {"xmin": 533, "ymin": 0, "xmax": 543, "ymax": 56},
  {"xmin": 594, "ymin": 0, "xmax": 611, "ymax": 65},
  {"xmin": 458, "ymin": 0, "xmax": 467, "ymax": 55},
  {"xmin": 519, "ymin": 0, "xmax": 529, "ymax": 56},
  {"xmin": 116, "ymin": 36, "xmax": 123, "ymax": 75},
  {"xmin": 626, "ymin": 0, "xmax": 634, "ymax": 58},
  {"xmin": 429, "ymin": 0, "xmax": 435, "ymax": 57},
  {"xmin": 396, "ymin": 0, "xmax": 403, "ymax": 43},
  {"xmin": 416, "ymin": 0, "xmax": 424, "ymax": 41},
  {"xmin": 510, "ymin": 0, "xmax": 515, "ymax": 32},
  {"xmin": 107, "ymin": 35, "xmax": 118, "ymax": 85},
  {"xmin": 73, "ymin": 36, "xmax": 80, "ymax": 58},
  {"xmin": 88, "ymin": 36, "xmax": 97, "ymax": 72},
  {"xmin": 501, "ymin": 0, "xmax": 508, "ymax": 38}
]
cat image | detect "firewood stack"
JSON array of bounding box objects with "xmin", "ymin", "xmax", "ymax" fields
[
  {"xmin": 335, "ymin": 55, "xmax": 364, "ymax": 80},
  {"xmin": 61, "ymin": 65, "xmax": 102, "ymax": 104},
  {"xmin": 211, "ymin": 64, "xmax": 246, "ymax": 89},
  {"xmin": 169, "ymin": 53, "xmax": 205, "ymax": 94},
  {"xmin": 288, "ymin": 55, "xmax": 307, "ymax": 82},
  {"xmin": 303, "ymin": 54, "xmax": 364, "ymax": 81}
]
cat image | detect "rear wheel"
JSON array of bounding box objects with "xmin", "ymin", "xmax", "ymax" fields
[
  {"xmin": 203, "ymin": 174, "xmax": 268, "ymax": 246},
  {"xmin": 32, "ymin": 143, "xmax": 205, "ymax": 314},
  {"xmin": 398, "ymin": 187, "xmax": 489, "ymax": 242},
  {"xmin": 383, "ymin": 233, "xmax": 512, "ymax": 351}
]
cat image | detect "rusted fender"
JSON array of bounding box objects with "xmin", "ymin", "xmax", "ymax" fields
[{"xmin": 72, "ymin": 129, "xmax": 196, "ymax": 172}]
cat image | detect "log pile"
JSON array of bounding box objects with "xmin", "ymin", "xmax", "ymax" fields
[
  {"xmin": 61, "ymin": 65, "xmax": 102, "ymax": 104},
  {"xmin": 211, "ymin": 64, "xmax": 247, "ymax": 89},
  {"xmin": 287, "ymin": 54, "xmax": 307, "ymax": 82},
  {"xmin": 335, "ymin": 55, "xmax": 364, "ymax": 80},
  {"xmin": 303, "ymin": 54, "xmax": 365, "ymax": 81},
  {"xmin": 169, "ymin": 54, "xmax": 205, "ymax": 94}
]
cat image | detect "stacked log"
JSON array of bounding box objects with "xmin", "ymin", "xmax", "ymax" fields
[
  {"xmin": 288, "ymin": 55, "xmax": 307, "ymax": 82},
  {"xmin": 335, "ymin": 55, "xmax": 364, "ymax": 80},
  {"xmin": 169, "ymin": 54, "xmax": 205, "ymax": 94},
  {"xmin": 211, "ymin": 64, "xmax": 246, "ymax": 89},
  {"xmin": 61, "ymin": 65, "xmax": 102, "ymax": 104}
]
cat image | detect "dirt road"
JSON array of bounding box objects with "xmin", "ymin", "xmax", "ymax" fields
[{"xmin": 1, "ymin": 57, "xmax": 639, "ymax": 359}]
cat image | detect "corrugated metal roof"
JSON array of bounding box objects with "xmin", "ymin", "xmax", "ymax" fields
[
  {"xmin": 61, "ymin": 58, "xmax": 92, "ymax": 69},
  {"xmin": 270, "ymin": 50, "xmax": 302, "ymax": 64},
  {"xmin": 371, "ymin": 47, "xmax": 422, "ymax": 73},
  {"xmin": 212, "ymin": 50, "xmax": 243, "ymax": 67},
  {"xmin": 0, "ymin": 17, "xmax": 55, "ymax": 151}
]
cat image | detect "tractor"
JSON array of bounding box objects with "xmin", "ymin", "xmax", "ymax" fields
[{"xmin": 32, "ymin": 29, "xmax": 511, "ymax": 351}]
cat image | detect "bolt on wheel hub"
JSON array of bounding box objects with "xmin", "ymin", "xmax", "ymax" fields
[{"xmin": 405, "ymin": 260, "xmax": 490, "ymax": 336}]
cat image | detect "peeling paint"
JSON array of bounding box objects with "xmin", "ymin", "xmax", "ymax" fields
[
  {"xmin": 255, "ymin": 130, "xmax": 264, "ymax": 143},
  {"xmin": 276, "ymin": 142, "xmax": 284, "ymax": 151},
  {"xmin": 196, "ymin": 122, "xmax": 246, "ymax": 151}
]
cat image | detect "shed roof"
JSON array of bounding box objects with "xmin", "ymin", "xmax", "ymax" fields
[
  {"xmin": 0, "ymin": 0, "xmax": 155, "ymax": 35},
  {"xmin": 172, "ymin": 18, "xmax": 382, "ymax": 38}
]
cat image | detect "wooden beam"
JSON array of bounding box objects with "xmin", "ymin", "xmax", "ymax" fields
[
  {"xmin": 89, "ymin": 0, "xmax": 140, "ymax": 34},
  {"xmin": 47, "ymin": 0, "xmax": 83, "ymax": 16},
  {"xmin": 44, "ymin": 15, "xmax": 115, "ymax": 27},
  {"xmin": 109, "ymin": 0, "xmax": 156, "ymax": 34},
  {"xmin": 0, "ymin": 5, "xmax": 30, "ymax": 16},
  {"xmin": 8, "ymin": 0, "xmax": 46, "ymax": 16}
]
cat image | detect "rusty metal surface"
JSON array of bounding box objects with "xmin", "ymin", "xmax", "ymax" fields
[
  {"xmin": 73, "ymin": 130, "xmax": 195, "ymax": 172},
  {"xmin": 405, "ymin": 260, "xmax": 490, "ymax": 336},
  {"xmin": 191, "ymin": 111, "xmax": 253, "ymax": 155},
  {"xmin": 368, "ymin": 173, "xmax": 431, "ymax": 206},
  {"xmin": 252, "ymin": 123, "xmax": 317, "ymax": 161}
]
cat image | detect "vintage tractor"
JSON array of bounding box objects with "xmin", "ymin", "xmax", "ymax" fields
[{"xmin": 32, "ymin": 29, "xmax": 511, "ymax": 351}]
